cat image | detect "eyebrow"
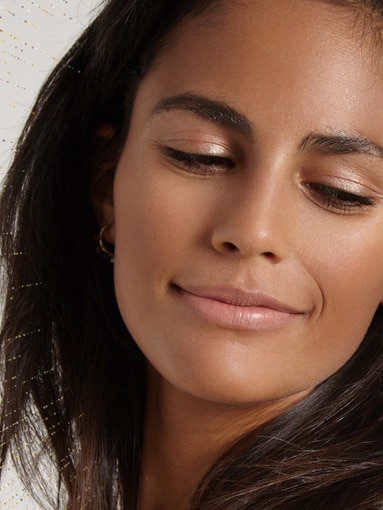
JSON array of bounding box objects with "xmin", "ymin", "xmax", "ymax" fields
[
  {"xmin": 299, "ymin": 133, "xmax": 383, "ymax": 159},
  {"xmin": 152, "ymin": 94, "xmax": 383, "ymax": 160},
  {"xmin": 152, "ymin": 93, "xmax": 253, "ymax": 139}
]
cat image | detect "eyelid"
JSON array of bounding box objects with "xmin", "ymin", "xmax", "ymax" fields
[
  {"xmin": 302, "ymin": 157, "xmax": 383, "ymax": 195},
  {"xmin": 157, "ymin": 135, "xmax": 236, "ymax": 156},
  {"xmin": 302, "ymin": 182, "xmax": 374, "ymax": 214},
  {"xmin": 159, "ymin": 145, "xmax": 236, "ymax": 176},
  {"xmin": 162, "ymin": 145, "xmax": 234, "ymax": 162}
]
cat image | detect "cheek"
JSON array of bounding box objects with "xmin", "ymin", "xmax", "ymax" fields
[
  {"xmin": 303, "ymin": 224, "xmax": 383, "ymax": 368},
  {"xmin": 114, "ymin": 172, "xmax": 194, "ymax": 270},
  {"xmin": 112, "ymin": 161, "xmax": 208, "ymax": 330},
  {"xmin": 315, "ymin": 226, "xmax": 383, "ymax": 309}
]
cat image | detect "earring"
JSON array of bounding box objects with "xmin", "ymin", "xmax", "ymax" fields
[{"xmin": 96, "ymin": 225, "xmax": 114, "ymax": 263}]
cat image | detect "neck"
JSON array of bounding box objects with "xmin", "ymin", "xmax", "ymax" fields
[{"xmin": 138, "ymin": 366, "xmax": 304, "ymax": 510}]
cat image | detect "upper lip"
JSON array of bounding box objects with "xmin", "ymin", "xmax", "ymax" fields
[{"xmin": 174, "ymin": 284, "xmax": 305, "ymax": 314}]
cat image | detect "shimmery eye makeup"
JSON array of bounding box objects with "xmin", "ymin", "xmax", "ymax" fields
[
  {"xmin": 161, "ymin": 146, "xmax": 235, "ymax": 176},
  {"xmin": 303, "ymin": 182, "xmax": 374, "ymax": 214}
]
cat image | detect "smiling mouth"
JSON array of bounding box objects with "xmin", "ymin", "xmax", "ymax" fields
[{"xmin": 172, "ymin": 284, "xmax": 305, "ymax": 332}]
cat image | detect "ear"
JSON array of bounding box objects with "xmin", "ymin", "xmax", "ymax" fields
[
  {"xmin": 90, "ymin": 124, "xmax": 117, "ymax": 244},
  {"xmin": 91, "ymin": 170, "xmax": 115, "ymax": 243}
]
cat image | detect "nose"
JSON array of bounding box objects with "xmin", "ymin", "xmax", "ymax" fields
[{"xmin": 210, "ymin": 171, "xmax": 292, "ymax": 263}]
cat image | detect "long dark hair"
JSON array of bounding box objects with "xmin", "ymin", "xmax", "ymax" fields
[{"xmin": 1, "ymin": 0, "xmax": 383, "ymax": 508}]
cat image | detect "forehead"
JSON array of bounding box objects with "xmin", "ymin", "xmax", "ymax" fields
[
  {"xmin": 155, "ymin": 0, "xmax": 383, "ymax": 63},
  {"xmin": 149, "ymin": 0, "xmax": 383, "ymax": 90},
  {"xmin": 136, "ymin": 0, "xmax": 383, "ymax": 147}
]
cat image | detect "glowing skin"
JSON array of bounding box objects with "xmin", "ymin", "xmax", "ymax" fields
[{"xmin": 99, "ymin": 0, "xmax": 383, "ymax": 406}]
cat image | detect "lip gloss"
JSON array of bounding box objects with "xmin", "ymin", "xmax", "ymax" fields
[{"xmin": 175, "ymin": 286, "xmax": 303, "ymax": 331}]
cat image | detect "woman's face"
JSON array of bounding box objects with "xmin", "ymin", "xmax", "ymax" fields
[{"xmin": 99, "ymin": 0, "xmax": 383, "ymax": 404}]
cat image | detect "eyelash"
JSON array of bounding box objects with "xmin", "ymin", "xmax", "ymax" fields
[
  {"xmin": 161, "ymin": 146, "xmax": 375, "ymax": 213},
  {"xmin": 161, "ymin": 146, "xmax": 235, "ymax": 175},
  {"xmin": 304, "ymin": 183, "xmax": 374, "ymax": 213}
]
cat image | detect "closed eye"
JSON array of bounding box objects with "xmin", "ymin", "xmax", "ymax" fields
[
  {"xmin": 304, "ymin": 183, "xmax": 374, "ymax": 213},
  {"xmin": 161, "ymin": 146, "xmax": 235, "ymax": 176}
]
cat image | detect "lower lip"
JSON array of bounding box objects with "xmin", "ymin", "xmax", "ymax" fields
[{"xmin": 175, "ymin": 288, "xmax": 301, "ymax": 331}]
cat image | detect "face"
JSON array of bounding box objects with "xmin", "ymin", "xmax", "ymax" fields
[{"xmin": 98, "ymin": 0, "xmax": 383, "ymax": 405}]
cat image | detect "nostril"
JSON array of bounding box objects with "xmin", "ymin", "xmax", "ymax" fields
[
  {"xmin": 223, "ymin": 242, "xmax": 238, "ymax": 251},
  {"xmin": 263, "ymin": 251, "xmax": 276, "ymax": 259}
]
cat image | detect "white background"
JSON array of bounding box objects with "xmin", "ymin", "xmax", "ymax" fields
[
  {"xmin": 0, "ymin": 0, "xmax": 101, "ymax": 179},
  {"xmin": 0, "ymin": 2, "xmax": 101, "ymax": 507}
]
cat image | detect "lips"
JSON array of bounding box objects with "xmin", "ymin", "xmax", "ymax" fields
[{"xmin": 173, "ymin": 284, "xmax": 305, "ymax": 331}]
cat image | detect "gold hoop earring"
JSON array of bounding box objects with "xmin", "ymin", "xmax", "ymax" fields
[{"xmin": 96, "ymin": 225, "xmax": 114, "ymax": 262}]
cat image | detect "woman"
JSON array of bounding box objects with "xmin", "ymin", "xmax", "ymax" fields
[{"xmin": 1, "ymin": 0, "xmax": 383, "ymax": 508}]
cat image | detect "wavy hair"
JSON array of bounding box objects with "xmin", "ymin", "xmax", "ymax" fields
[{"xmin": 1, "ymin": 0, "xmax": 383, "ymax": 508}]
